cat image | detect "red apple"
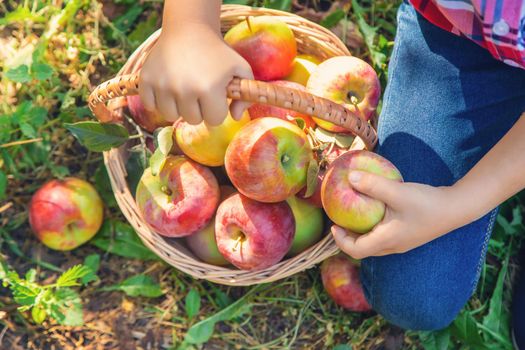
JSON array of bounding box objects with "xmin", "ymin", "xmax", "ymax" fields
[
  {"xmin": 215, "ymin": 193, "xmax": 295, "ymax": 270},
  {"xmin": 321, "ymin": 150, "xmax": 403, "ymax": 233},
  {"xmin": 185, "ymin": 186, "xmax": 236, "ymax": 266},
  {"xmin": 136, "ymin": 156, "xmax": 220, "ymax": 237},
  {"xmin": 307, "ymin": 56, "xmax": 380, "ymax": 133},
  {"xmin": 248, "ymin": 80, "xmax": 316, "ymax": 130},
  {"xmin": 321, "ymin": 254, "xmax": 371, "ymax": 312},
  {"xmin": 224, "ymin": 16, "xmax": 297, "ymax": 81},
  {"xmin": 29, "ymin": 178, "xmax": 103, "ymax": 251},
  {"xmin": 127, "ymin": 95, "xmax": 172, "ymax": 132},
  {"xmin": 225, "ymin": 117, "xmax": 313, "ymax": 203},
  {"xmin": 286, "ymin": 196, "xmax": 324, "ymax": 257}
]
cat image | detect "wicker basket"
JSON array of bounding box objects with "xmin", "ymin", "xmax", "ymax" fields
[{"xmin": 88, "ymin": 5, "xmax": 378, "ymax": 286}]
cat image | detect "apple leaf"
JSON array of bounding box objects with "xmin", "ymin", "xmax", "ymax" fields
[
  {"xmin": 334, "ymin": 133, "xmax": 355, "ymax": 149},
  {"xmin": 157, "ymin": 126, "xmax": 173, "ymax": 155},
  {"xmin": 304, "ymin": 159, "xmax": 320, "ymax": 198},
  {"xmin": 314, "ymin": 127, "xmax": 337, "ymax": 144},
  {"xmin": 100, "ymin": 274, "xmax": 164, "ymax": 298},
  {"xmin": 185, "ymin": 288, "xmax": 201, "ymax": 319},
  {"xmin": 149, "ymin": 148, "xmax": 167, "ymax": 176},
  {"xmin": 295, "ymin": 117, "xmax": 306, "ymax": 130},
  {"xmin": 65, "ymin": 121, "xmax": 129, "ymax": 152}
]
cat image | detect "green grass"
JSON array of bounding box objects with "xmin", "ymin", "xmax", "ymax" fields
[{"xmin": 0, "ymin": 0, "xmax": 523, "ymax": 349}]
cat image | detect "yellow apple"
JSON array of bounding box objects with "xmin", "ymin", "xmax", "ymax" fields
[
  {"xmin": 175, "ymin": 111, "xmax": 250, "ymax": 166},
  {"xmin": 285, "ymin": 54, "xmax": 321, "ymax": 86}
]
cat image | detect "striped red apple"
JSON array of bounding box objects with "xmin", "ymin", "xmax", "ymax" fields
[
  {"xmin": 321, "ymin": 150, "xmax": 403, "ymax": 233},
  {"xmin": 136, "ymin": 156, "xmax": 220, "ymax": 237}
]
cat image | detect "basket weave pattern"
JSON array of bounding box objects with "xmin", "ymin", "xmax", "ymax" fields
[{"xmin": 89, "ymin": 5, "xmax": 376, "ymax": 286}]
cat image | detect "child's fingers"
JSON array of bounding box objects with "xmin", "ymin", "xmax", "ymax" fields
[
  {"xmin": 199, "ymin": 90, "xmax": 229, "ymax": 126},
  {"xmin": 156, "ymin": 91, "xmax": 179, "ymax": 122},
  {"xmin": 229, "ymin": 100, "xmax": 251, "ymax": 121},
  {"xmin": 176, "ymin": 94, "xmax": 203, "ymax": 125},
  {"xmin": 348, "ymin": 171, "xmax": 403, "ymax": 207},
  {"xmin": 331, "ymin": 225, "xmax": 391, "ymax": 259},
  {"xmin": 138, "ymin": 83, "xmax": 156, "ymax": 112}
]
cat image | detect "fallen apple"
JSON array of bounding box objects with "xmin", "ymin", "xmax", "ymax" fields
[
  {"xmin": 321, "ymin": 150, "xmax": 403, "ymax": 233},
  {"xmin": 136, "ymin": 156, "xmax": 220, "ymax": 237},
  {"xmin": 224, "ymin": 16, "xmax": 297, "ymax": 81},
  {"xmin": 29, "ymin": 178, "xmax": 104, "ymax": 251},
  {"xmin": 321, "ymin": 254, "xmax": 371, "ymax": 312},
  {"xmin": 225, "ymin": 117, "xmax": 313, "ymax": 203},
  {"xmin": 175, "ymin": 110, "xmax": 250, "ymax": 166},
  {"xmin": 215, "ymin": 193, "xmax": 295, "ymax": 270},
  {"xmin": 307, "ymin": 56, "xmax": 380, "ymax": 133}
]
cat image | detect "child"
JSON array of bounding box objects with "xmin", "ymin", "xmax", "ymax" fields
[{"xmin": 139, "ymin": 0, "xmax": 525, "ymax": 345}]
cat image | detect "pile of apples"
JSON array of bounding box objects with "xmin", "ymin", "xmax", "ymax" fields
[{"xmin": 129, "ymin": 16, "xmax": 403, "ymax": 310}]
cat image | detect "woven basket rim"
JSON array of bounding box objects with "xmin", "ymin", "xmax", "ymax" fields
[{"xmin": 95, "ymin": 4, "xmax": 370, "ymax": 286}]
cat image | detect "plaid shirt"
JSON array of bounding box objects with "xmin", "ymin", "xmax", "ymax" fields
[{"xmin": 410, "ymin": 0, "xmax": 525, "ymax": 69}]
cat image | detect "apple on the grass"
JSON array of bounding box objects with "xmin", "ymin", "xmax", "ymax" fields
[
  {"xmin": 136, "ymin": 155, "xmax": 220, "ymax": 237},
  {"xmin": 175, "ymin": 110, "xmax": 250, "ymax": 166},
  {"xmin": 286, "ymin": 196, "xmax": 324, "ymax": 257},
  {"xmin": 224, "ymin": 16, "xmax": 297, "ymax": 81},
  {"xmin": 247, "ymin": 80, "xmax": 316, "ymax": 130},
  {"xmin": 285, "ymin": 54, "xmax": 321, "ymax": 86},
  {"xmin": 185, "ymin": 186, "xmax": 236, "ymax": 266},
  {"xmin": 127, "ymin": 95, "xmax": 172, "ymax": 133},
  {"xmin": 29, "ymin": 178, "xmax": 103, "ymax": 251},
  {"xmin": 307, "ymin": 56, "xmax": 380, "ymax": 133},
  {"xmin": 321, "ymin": 254, "xmax": 371, "ymax": 312},
  {"xmin": 225, "ymin": 117, "xmax": 313, "ymax": 203},
  {"xmin": 321, "ymin": 150, "xmax": 403, "ymax": 234},
  {"xmin": 215, "ymin": 193, "xmax": 294, "ymax": 270}
]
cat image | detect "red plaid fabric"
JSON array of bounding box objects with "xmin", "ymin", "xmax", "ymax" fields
[{"xmin": 410, "ymin": 0, "xmax": 525, "ymax": 69}]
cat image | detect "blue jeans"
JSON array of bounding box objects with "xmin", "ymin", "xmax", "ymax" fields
[{"xmin": 361, "ymin": 2, "xmax": 525, "ymax": 330}]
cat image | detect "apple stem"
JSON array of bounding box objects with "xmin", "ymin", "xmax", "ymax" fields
[
  {"xmin": 232, "ymin": 234, "xmax": 244, "ymax": 252},
  {"xmin": 281, "ymin": 154, "xmax": 290, "ymax": 164},
  {"xmin": 161, "ymin": 185, "xmax": 172, "ymax": 196},
  {"xmin": 246, "ymin": 16, "xmax": 253, "ymax": 33}
]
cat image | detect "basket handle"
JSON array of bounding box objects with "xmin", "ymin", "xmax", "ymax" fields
[{"xmin": 88, "ymin": 74, "xmax": 378, "ymax": 149}]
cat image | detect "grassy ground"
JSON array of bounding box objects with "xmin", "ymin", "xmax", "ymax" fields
[{"xmin": 0, "ymin": 1, "xmax": 522, "ymax": 349}]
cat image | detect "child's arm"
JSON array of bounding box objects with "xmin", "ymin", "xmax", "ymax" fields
[
  {"xmin": 138, "ymin": 0, "xmax": 253, "ymax": 125},
  {"xmin": 332, "ymin": 114, "xmax": 525, "ymax": 258}
]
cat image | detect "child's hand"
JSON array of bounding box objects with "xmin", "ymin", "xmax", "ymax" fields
[
  {"xmin": 331, "ymin": 171, "xmax": 458, "ymax": 259},
  {"xmin": 139, "ymin": 25, "xmax": 253, "ymax": 126}
]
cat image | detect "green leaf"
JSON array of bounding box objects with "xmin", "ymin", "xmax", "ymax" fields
[
  {"xmin": 223, "ymin": 0, "xmax": 251, "ymax": 3},
  {"xmin": 51, "ymin": 288, "xmax": 84, "ymax": 326},
  {"xmin": 0, "ymin": 6, "xmax": 45, "ymax": 25},
  {"xmin": 185, "ymin": 288, "xmax": 201, "ymax": 319},
  {"xmin": 56, "ymin": 265, "xmax": 91, "ymax": 288},
  {"xmin": 262, "ymin": 0, "xmax": 292, "ymax": 11},
  {"xmin": 94, "ymin": 164, "xmax": 117, "ymax": 209},
  {"xmin": 65, "ymin": 121, "xmax": 130, "ymax": 152},
  {"xmin": 334, "ymin": 133, "xmax": 355, "ymax": 149},
  {"xmin": 20, "ymin": 122, "xmax": 36, "ymax": 138},
  {"xmin": 81, "ymin": 254, "xmax": 100, "ymax": 285},
  {"xmin": 149, "ymin": 147, "xmax": 167, "ymax": 176},
  {"xmin": 128, "ymin": 12, "xmax": 159, "ymax": 48},
  {"xmin": 418, "ymin": 329, "xmax": 450, "ymax": 350},
  {"xmin": 5, "ymin": 65, "xmax": 31, "ymax": 83},
  {"xmin": 31, "ymin": 305, "xmax": 47, "ymax": 324},
  {"xmin": 0, "ymin": 170, "xmax": 7, "ymax": 200},
  {"xmin": 451, "ymin": 311, "xmax": 488, "ymax": 349},
  {"xmin": 482, "ymin": 256, "xmax": 511, "ymax": 343},
  {"xmin": 184, "ymin": 284, "xmax": 264, "ymax": 344},
  {"xmin": 31, "ymin": 62, "xmax": 53, "ymax": 81},
  {"xmin": 114, "ymin": 4, "xmax": 144, "ymax": 33},
  {"xmin": 157, "ymin": 126, "xmax": 174, "ymax": 155},
  {"xmin": 91, "ymin": 219, "xmax": 158, "ymax": 260},
  {"xmin": 30, "ymin": 107, "xmax": 48, "ymax": 127},
  {"xmin": 320, "ymin": 9, "xmax": 346, "ymax": 29},
  {"xmin": 101, "ymin": 274, "xmax": 163, "ymax": 298},
  {"xmin": 295, "ymin": 118, "xmax": 305, "ymax": 130},
  {"xmin": 304, "ymin": 159, "xmax": 319, "ymax": 198},
  {"xmin": 25, "ymin": 269, "xmax": 37, "ymax": 283},
  {"xmin": 333, "ymin": 345, "xmax": 352, "ymax": 350}
]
